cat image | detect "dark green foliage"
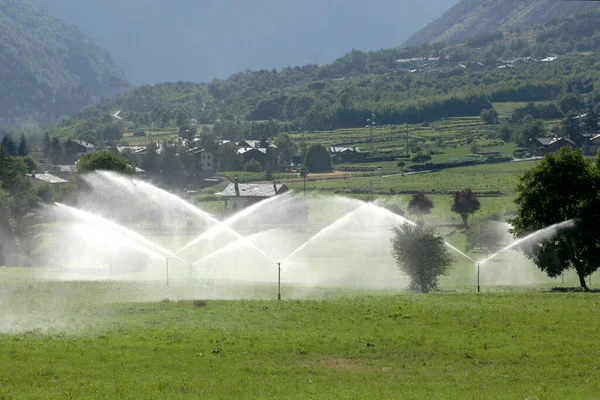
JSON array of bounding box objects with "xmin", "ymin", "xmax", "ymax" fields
[
  {"xmin": 274, "ymin": 133, "xmax": 297, "ymax": 165},
  {"xmin": 509, "ymin": 102, "xmax": 562, "ymax": 123},
  {"xmin": 17, "ymin": 134, "xmax": 27, "ymax": 156},
  {"xmin": 562, "ymin": 113, "xmax": 583, "ymax": 146},
  {"xmin": 411, "ymin": 154, "xmax": 432, "ymax": 164},
  {"xmin": 390, "ymin": 221, "xmax": 454, "ymax": 293},
  {"xmin": 513, "ymin": 116, "xmax": 546, "ymax": 146},
  {"xmin": 304, "ymin": 144, "xmax": 332, "ymax": 173},
  {"xmin": 481, "ymin": 109, "xmax": 499, "ymax": 125},
  {"xmin": 510, "ymin": 148, "xmax": 600, "ymax": 291},
  {"xmin": 77, "ymin": 151, "xmax": 134, "ymax": 174},
  {"xmin": 218, "ymin": 142, "xmax": 242, "ymax": 172},
  {"xmin": 407, "ymin": 192, "xmax": 434, "ymax": 216},
  {"xmin": 451, "ymin": 188, "xmax": 481, "ymax": 227},
  {"xmin": 0, "ymin": 150, "xmax": 38, "ymax": 265},
  {"xmin": 557, "ymin": 93, "xmax": 585, "ymax": 114},
  {"xmin": 0, "ymin": 135, "xmax": 17, "ymax": 156},
  {"xmin": 140, "ymin": 145, "xmax": 161, "ymax": 173},
  {"xmin": 244, "ymin": 158, "xmax": 262, "ymax": 173},
  {"xmin": 0, "ymin": 0, "xmax": 126, "ymax": 127}
]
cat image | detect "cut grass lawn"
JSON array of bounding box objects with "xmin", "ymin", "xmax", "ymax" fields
[{"xmin": 1, "ymin": 279, "xmax": 600, "ymax": 399}]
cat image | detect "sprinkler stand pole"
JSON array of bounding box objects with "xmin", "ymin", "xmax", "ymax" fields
[
  {"xmin": 166, "ymin": 258, "xmax": 170, "ymax": 287},
  {"xmin": 477, "ymin": 263, "xmax": 480, "ymax": 293},
  {"xmin": 189, "ymin": 262, "xmax": 193, "ymax": 280},
  {"xmin": 277, "ymin": 262, "xmax": 281, "ymax": 301}
]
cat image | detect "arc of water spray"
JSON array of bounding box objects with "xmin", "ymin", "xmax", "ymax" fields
[
  {"xmin": 91, "ymin": 171, "xmax": 286, "ymax": 263},
  {"xmin": 192, "ymin": 229, "xmax": 278, "ymax": 267},
  {"xmin": 477, "ymin": 219, "xmax": 576, "ymax": 265},
  {"xmin": 363, "ymin": 202, "xmax": 476, "ymax": 263},
  {"xmin": 283, "ymin": 202, "xmax": 371, "ymax": 263},
  {"xmin": 177, "ymin": 191, "xmax": 293, "ymax": 255},
  {"xmin": 53, "ymin": 203, "xmax": 187, "ymax": 264}
]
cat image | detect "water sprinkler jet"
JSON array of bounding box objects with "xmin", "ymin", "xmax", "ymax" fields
[
  {"xmin": 477, "ymin": 262, "xmax": 480, "ymax": 293},
  {"xmin": 277, "ymin": 262, "xmax": 281, "ymax": 301}
]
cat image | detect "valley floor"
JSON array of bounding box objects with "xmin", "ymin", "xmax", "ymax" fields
[{"xmin": 0, "ymin": 278, "xmax": 599, "ymax": 399}]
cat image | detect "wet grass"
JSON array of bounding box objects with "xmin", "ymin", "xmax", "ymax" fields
[{"xmin": 0, "ymin": 278, "xmax": 599, "ymax": 399}]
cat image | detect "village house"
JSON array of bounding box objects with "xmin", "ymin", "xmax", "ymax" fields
[
  {"xmin": 328, "ymin": 145, "xmax": 367, "ymax": 163},
  {"xmin": 219, "ymin": 180, "xmax": 289, "ymax": 210},
  {"xmin": 64, "ymin": 139, "xmax": 98, "ymax": 158},
  {"xmin": 238, "ymin": 147, "xmax": 267, "ymax": 166},
  {"xmin": 529, "ymin": 137, "xmax": 577, "ymax": 156},
  {"xmin": 27, "ymin": 172, "xmax": 68, "ymax": 189},
  {"xmin": 583, "ymin": 134, "xmax": 600, "ymax": 156},
  {"xmin": 189, "ymin": 147, "xmax": 216, "ymax": 170}
]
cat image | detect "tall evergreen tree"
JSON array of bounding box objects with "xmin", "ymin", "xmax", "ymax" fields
[{"xmin": 17, "ymin": 134, "xmax": 28, "ymax": 157}]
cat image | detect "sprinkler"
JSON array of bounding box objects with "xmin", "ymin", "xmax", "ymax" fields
[
  {"xmin": 477, "ymin": 263, "xmax": 480, "ymax": 293},
  {"xmin": 166, "ymin": 257, "xmax": 170, "ymax": 287},
  {"xmin": 277, "ymin": 262, "xmax": 281, "ymax": 301}
]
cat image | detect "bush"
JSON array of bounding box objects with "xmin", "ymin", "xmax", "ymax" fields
[
  {"xmin": 193, "ymin": 299, "xmax": 207, "ymax": 308},
  {"xmin": 411, "ymin": 154, "xmax": 432, "ymax": 164},
  {"xmin": 304, "ymin": 144, "xmax": 332, "ymax": 173},
  {"xmin": 244, "ymin": 158, "xmax": 262, "ymax": 172}
]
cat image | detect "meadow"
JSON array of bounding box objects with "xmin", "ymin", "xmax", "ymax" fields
[{"xmin": 0, "ymin": 275, "xmax": 599, "ymax": 399}]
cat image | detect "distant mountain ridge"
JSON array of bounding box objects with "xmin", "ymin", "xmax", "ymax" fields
[
  {"xmin": 0, "ymin": 0, "xmax": 127, "ymax": 128},
  {"xmin": 29, "ymin": 0, "xmax": 457, "ymax": 85},
  {"xmin": 406, "ymin": 0, "xmax": 600, "ymax": 46}
]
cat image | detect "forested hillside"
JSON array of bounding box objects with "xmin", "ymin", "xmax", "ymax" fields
[
  {"xmin": 54, "ymin": 11, "xmax": 600, "ymax": 143},
  {"xmin": 406, "ymin": 0, "xmax": 600, "ymax": 46},
  {"xmin": 0, "ymin": 0, "xmax": 127, "ymax": 128}
]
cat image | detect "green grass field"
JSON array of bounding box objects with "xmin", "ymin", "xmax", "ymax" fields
[{"xmin": 1, "ymin": 276, "xmax": 599, "ymax": 399}]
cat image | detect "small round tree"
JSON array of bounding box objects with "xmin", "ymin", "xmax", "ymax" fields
[
  {"xmin": 303, "ymin": 144, "xmax": 332, "ymax": 173},
  {"xmin": 244, "ymin": 158, "xmax": 262, "ymax": 172},
  {"xmin": 407, "ymin": 192, "xmax": 434, "ymax": 217},
  {"xmin": 390, "ymin": 221, "xmax": 454, "ymax": 293},
  {"xmin": 77, "ymin": 151, "xmax": 134, "ymax": 174},
  {"xmin": 451, "ymin": 188, "xmax": 480, "ymax": 227}
]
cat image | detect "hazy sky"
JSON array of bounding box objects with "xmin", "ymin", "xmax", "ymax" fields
[{"xmin": 31, "ymin": 0, "xmax": 457, "ymax": 84}]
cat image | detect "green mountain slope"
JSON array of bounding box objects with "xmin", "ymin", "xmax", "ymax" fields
[
  {"xmin": 0, "ymin": 0, "xmax": 127, "ymax": 128},
  {"xmin": 406, "ymin": 0, "xmax": 600, "ymax": 46},
  {"xmin": 56, "ymin": 11, "xmax": 600, "ymax": 143}
]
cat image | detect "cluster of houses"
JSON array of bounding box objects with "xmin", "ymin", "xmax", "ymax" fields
[{"xmin": 396, "ymin": 54, "xmax": 558, "ymax": 74}]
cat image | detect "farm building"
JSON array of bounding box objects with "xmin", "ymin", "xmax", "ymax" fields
[
  {"xmin": 65, "ymin": 139, "xmax": 98, "ymax": 158},
  {"xmin": 27, "ymin": 172, "xmax": 68, "ymax": 188},
  {"xmin": 529, "ymin": 137, "xmax": 577, "ymax": 156},
  {"xmin": 219, "ymin": 181, "xmax": 289, "ymax": 210}
]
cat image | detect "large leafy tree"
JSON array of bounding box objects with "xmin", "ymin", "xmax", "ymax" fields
[
  {"xmin": 451, "ymin": 188, "xmax": 480, "ymax": 227},
  {"xmin": 303, "ymin": 144, "xmax": 332, "ymax": 173},
  {"xmin": 390, "ymin": 221, "xmax": 454, "ymax": 293},
  {"xmin": 510, "ymin": 148, "xmax": 600, "ymax": 291}
]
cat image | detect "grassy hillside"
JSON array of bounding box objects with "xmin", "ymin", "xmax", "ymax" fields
[
  {"xmin": 0, "ymin": 0, "xmax": 127, "ymax": 128},
  {"xmin": 406, "ymin": 0, "xmax": 600, "ymax": 46}
]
